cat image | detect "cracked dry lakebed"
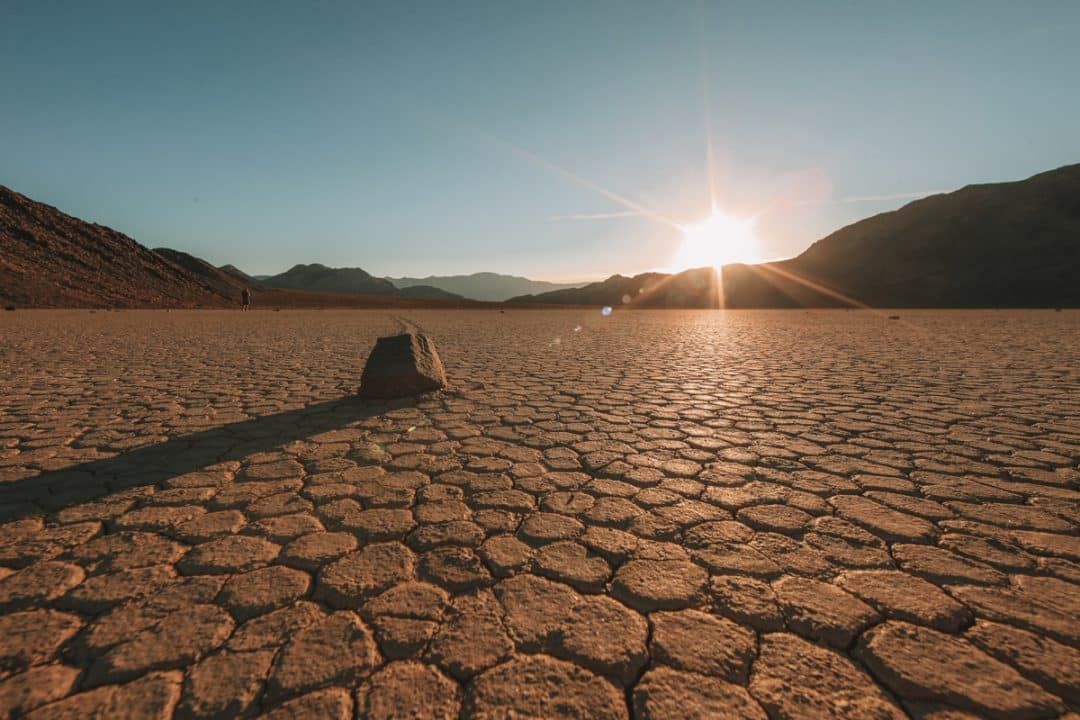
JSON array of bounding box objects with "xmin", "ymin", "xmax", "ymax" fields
[{"xmin": 0, "ymin": 308, "xmax": 1077, "ymax": 719}]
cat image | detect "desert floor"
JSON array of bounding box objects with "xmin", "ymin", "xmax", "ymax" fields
[{"xmin": 0, "ymin": 309, "xmax": 1078, "ymax": 719}]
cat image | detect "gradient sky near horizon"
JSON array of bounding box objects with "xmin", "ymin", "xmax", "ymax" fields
[{"xmin": 3, "ymin": 1, "xmax": 1078, "ymax": 281}]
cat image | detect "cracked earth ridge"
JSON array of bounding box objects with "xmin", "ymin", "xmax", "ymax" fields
[{"xmin": 0, "ymin": 308, "xmax": 1078, "ymax": 719}]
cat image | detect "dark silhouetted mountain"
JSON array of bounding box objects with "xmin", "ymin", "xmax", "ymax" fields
[
  {"xmin": 261, "ymin": 263, "xmax": 398, "ymax": 295},
  {"xmin": 514, "ymin": 164, "xmax": 1080, "ymax": 308},
  {"xmin": 509, "ymin": 269, "xmax": 721, "ymax": 307},
  {"xmin": 389, "ymin": 272, "xmax": 583, "ymax": 301}
]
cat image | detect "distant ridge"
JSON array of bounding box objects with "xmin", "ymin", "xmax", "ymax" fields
[
  {"xmin": 389, "ymin": 272, "xmax": 583, "ymax": 301},
  {"xmin": 261, "ymin": 263, "xmax": 398, "ymax": 295},
  {"xmin": 512, "ymin": 163, "xmax": 1080, "ymax": 308},
  {"xmin": 260, "ymin": 263, "xmax": 464, "ymax": 300}
]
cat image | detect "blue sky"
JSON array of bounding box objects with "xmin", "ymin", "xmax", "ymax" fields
[{"xmin": 3, "ymin": 1, "xmax": 1078, "ymax": 280}]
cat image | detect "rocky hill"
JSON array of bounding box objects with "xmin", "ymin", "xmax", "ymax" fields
[
  {"xmin": 153, "ymin": 247, "xmax": 253, "ymax": 301},
  {"xmin": 513, "ymin": 163, "xmax": 1080, "ymax": 308},
  {"xmin": 0, "ymin": 186, "xmax": 230, "ymax": 308}
]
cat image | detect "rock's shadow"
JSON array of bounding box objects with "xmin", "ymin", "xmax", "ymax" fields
[{"xmin": 0, "ymin": 395, "xmax": 420, "ymax": 523}]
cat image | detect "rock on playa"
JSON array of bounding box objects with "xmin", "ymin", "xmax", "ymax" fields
[{"xmin": 360, "ymin": 333, "xmax": 447, "ymax": 398}]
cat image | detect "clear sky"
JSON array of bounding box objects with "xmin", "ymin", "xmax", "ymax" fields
[{"xmin": 3, "ymin": 1, "xmax": 1078, "ymax": 280}]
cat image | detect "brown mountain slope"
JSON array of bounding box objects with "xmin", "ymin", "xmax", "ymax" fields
[
  {"xmin": 153, "ymin": 247, "xmax": 254, "ymax": 301},
  {"xmin": 0, "ymin": 186, "xmax": 230, "ymax": 308}
]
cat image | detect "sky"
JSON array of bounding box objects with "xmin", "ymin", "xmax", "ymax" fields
[{"xmin": 3, "ymin": 1, "xmax": 1078, "ymax": 281}]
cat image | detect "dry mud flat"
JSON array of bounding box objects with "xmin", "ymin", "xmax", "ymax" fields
[{"xmin": 0, "ymin": 308, "xmax": 1078, "ymax": 719}]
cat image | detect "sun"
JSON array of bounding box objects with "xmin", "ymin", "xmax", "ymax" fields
[{"xmin": 674, "ymin": 208, "xmax": 762, "ymax": 269}]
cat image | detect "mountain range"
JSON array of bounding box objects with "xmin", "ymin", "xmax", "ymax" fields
[
  {"xmin": 0, "ymin": 187, "xmax": 482, "ymax": 309},
  {"xmin": 388, "ymin": 273, "xmax": 583, "ymax": 302},
  {"xmin": 257, "ymin": 264, "xmax": 464, "ymax": 300},
  {"xmin": 2, "ymin": 163, "xmax": 1077, "ymax": 309},
  {"xmin": 511, "ymin": 163, "xmax": 1080, "ymax": 308}
]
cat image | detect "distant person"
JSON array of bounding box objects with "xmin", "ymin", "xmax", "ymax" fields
[{"xmin": 241, "ymin": 287, "xmax": 252, "ymax": 311}]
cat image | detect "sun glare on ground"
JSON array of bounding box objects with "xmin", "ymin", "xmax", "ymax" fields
[{"xmin": 674, "ymin": 208, "xmax": 762, "ymax": 270}]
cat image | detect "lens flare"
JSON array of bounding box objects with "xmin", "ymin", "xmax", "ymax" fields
[{"xmin": 674, "ymin": 209, "xmax": 761, "ymax": 269}]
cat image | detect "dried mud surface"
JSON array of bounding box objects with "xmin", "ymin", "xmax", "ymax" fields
[{"xmin": 0, "ymin": 309, "xmax": 1077, "ymax": 719}]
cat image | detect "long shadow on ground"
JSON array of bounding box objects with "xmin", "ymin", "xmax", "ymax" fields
[{"xmin": 0, "ymin": 395, "xmax": 420, "ymax": 523}]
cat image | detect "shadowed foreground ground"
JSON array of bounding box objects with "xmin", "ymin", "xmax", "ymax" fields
[{"xmin": 0, "ymin": 309, "xmax": 1077, "ymax": 719}]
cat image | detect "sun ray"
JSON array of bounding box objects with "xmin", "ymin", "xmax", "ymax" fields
[
  {"xmin": 697, "ymin": 0, "xmax": 719, "ymax": 212},
  {"xmin": 743, "ymin": 263, "xmax": 931, "ymax": 332},
  {"xmin": 470, "ymin": 129, "xmax": 682, "ymax": 231},
  {"xmin": 749, "ymin": 262, "xmax": 870, "ymax": 309}
]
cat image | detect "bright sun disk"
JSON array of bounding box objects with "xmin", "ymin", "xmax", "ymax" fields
[{"xmin": 675, "ymin": 209, "xmax": 762, "ymax": 269}]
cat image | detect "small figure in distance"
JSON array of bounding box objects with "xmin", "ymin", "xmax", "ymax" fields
[{"xmin": 241, "ymin": 287, "xmax": 252, "ymax": 312}]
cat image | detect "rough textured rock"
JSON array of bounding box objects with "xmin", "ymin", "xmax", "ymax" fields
[
  {"xmin": 58, "ymin": 565, "xmax": 175, "ymax": 613},
  {"xmin": 68, "ymin": 532, "xmax": 186, "ymax": 574},
  {"xmin": 493, "ymin": 573, "xmax": 647, "ymax": 685},
  {"xmin": 0, "ymin": 610, "xmax": 83, "ymax": 673},
  {"xmin": 948, "ymin": 583, "xmax": 1079, "ymax": 645},
  {"xmin": 773, "ymin": 576, "xmax": 879, "ymax": 648},
  {"xmin": 0, "ymin": 562, "xmax": 85, "ymax": 610},
  {"xmin": 176, "ymin": 536, "xmax": 280, "ymax": 575},
  {"xmin": 261, "ymin": 688, "xmax": 353, "ymax": 720},
  {"xmin": 635, "ymin": 666, "xmax": 767, "ymax": 720},
  {"xmin": 749, "ymin": 633, "xmax": 906, "ymax": 720},
  {"xmin": 965, "ymin": 620, "xmax": 1080, "ymax": 704},
  {"xmin": 279, "ymin": 531, "xmax": 357, "ymax": 572},
  {"xmin": 495, "ymin": 573, "xmax": 578, "ymax": 650},
  {"xmin": 176, "ymin": 649, "xmax": 275, "ymax": 719},
  {"xmin": 360, "ymin": 333, "xmax": 447, "ymax": 398},
  {"xmin": 829, "ymin": 495, "xmax": 937, "ymax": 543},
  {"xmin": 709, "ymin": 575, "xmax": 785, "ymax": 631},
  {"xmin": 425, "ymin": 590, "xmax": 513, "ymax": 680},
  {"xmin": 227, "ymin": 602, "xmax": 326, "ymax": 652},
  {"xmin": 87, "ymin": 604, "xmax": 234, "ymax": 685},
  {"xmin": 265, "ymin": 612, "xmax": 380, "ymax": 701},
  {"xmin": 315, "ymin": 543, "xmax": 415, "ymax": 608},
  {"xmin": 218, "ymin": 565, "xmax": 311, "ymax": 620},
  {"xmin": 836, "ymin": 570, "xmax": 970, "ymax": 632},
  {"xmin": 610, "ymin": 559, "xmax": 707, "ymax": 611},
  {"xmin": 478, "ymin": 535, "xmax": 533, "ymax": 576},
  {"xmin": 892, "ymin": 543, "xmax": 1007, "ymax": 585},
  {"xmin": 966, "ymin": 619, "xmax": 1080, "ymax": 704},
  {"xmin": 463, "ymin": 654, "xmax": 627, "ymax": 720},
  {"xmin": 357, "ymin": 661, "xmax": 461, "ymax": 720},
  {"xmin": 419, "ymin": 546, "xmax": 492, "ymax": 592},
  {"xmin": 0, "ymin": 664, "xmax": 80, "ymax": 718},
  {"xmin": 533, "ymin": 540, "xmax": 611, "ymax": 592},
  {"xmin": 22, "ymin": 670, "xmax": 182, "ymax": 720},
  {"xmin": 555, "ymin": 595, "xmax": 649, "ymax": 685},
  {"xmin": 650, "ymin": 609, "xmax": 756, "ymax": 682},
  {"xmin": 856, "ymin": 621, "xmax": 1064, "ymax": 719}
]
